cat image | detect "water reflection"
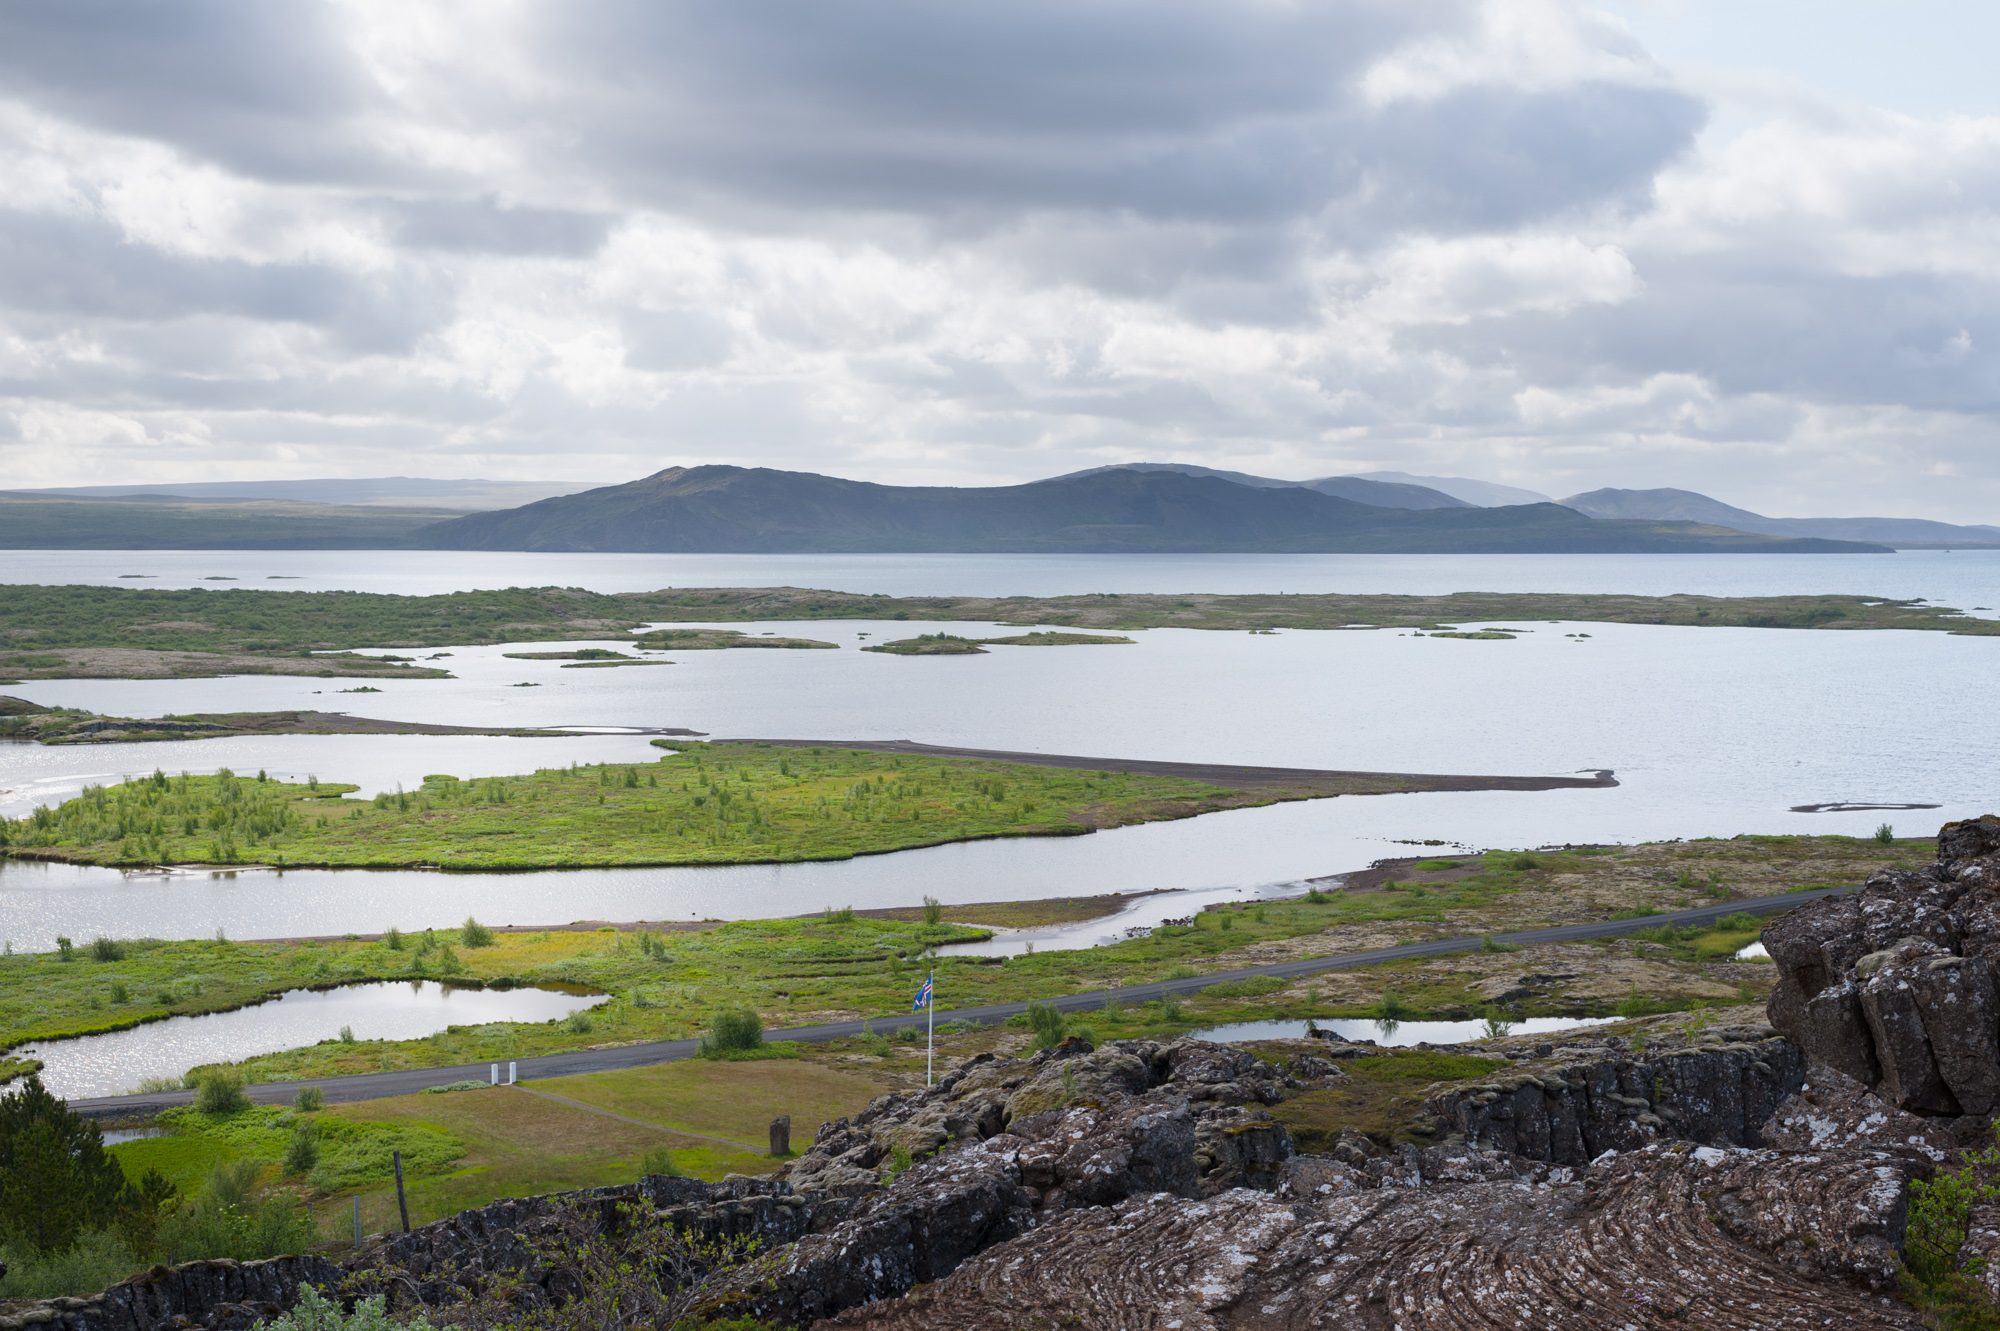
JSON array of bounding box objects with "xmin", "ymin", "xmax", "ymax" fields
[
  {"xmin": 1186, "ymin": 1015, "xmax": 1622, "ymax": 1046},
  {"xmin": 17, "ymin": 980, "xmax": 605, "ymax": 1100}
]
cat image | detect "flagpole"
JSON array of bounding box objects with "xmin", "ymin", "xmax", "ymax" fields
[{"xmin": 925, "ymin": 968, "xmax": 935, "ymax": 1087}]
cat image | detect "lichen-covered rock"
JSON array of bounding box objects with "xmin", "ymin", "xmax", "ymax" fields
[
  {"xmin": 821, "ymin": 1144, "xmax": 1924, "ymax": 1330},
  {"xmin": 1767, "ymin": 816, "xmax": 2000, "ymax": 1116},
  {"xmin": 1763, "ymin": 1067, "xmax": 1957, "ymax": 1163}
]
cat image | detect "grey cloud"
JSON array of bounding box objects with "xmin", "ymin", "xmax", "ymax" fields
[
  {"xmin": 515, "ymin": 0, "xmax": 1701, "ymax": 247},
  {"xmin": 1423, "ymin": 256, "xmax": 2000, "ymax": 415},
  {"xmin": 0, "ymin": 211, "xmax": 445, "ymax": 353},
  {"xmin": 0, "ymin": 1, "xmax": 389, "ymax": 183},
  {"xmin": 387, "ymin": 198, "xmax": 613, "ymax": 257}
]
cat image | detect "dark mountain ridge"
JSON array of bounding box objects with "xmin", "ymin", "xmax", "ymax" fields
[
  {"xmin": 416, "ymin": 465, "xmax": 1884, "ymax": 554},
  {"xmin": 1051, "ymin": 462, "xmax": 1471, "ymax": 510}
]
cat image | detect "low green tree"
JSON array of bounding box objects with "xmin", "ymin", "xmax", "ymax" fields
[{"xmin": 0, "ymin": 1076, "xmax": 131, "ymax": 1254}]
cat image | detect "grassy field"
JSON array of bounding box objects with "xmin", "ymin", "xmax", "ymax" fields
[
  {"xmin": 0, "ymin": 582, "xmax": 1990, "ymax": 679},
  {"xmin": 0, "ymin": 834, "xmax": 1927, "ymax": 1090},
  {"xmin": 0, "ymin": 742, "xmax": 1300, "ymax": 869},
  {"xmin": 96, "ymin": 1058, "xmax": 901, "ymax": 1249}
]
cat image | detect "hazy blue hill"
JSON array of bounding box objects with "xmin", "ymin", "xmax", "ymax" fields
[
  {"xmin": 416, "ymin": 465, "xmax": 1884, "ymax": 554},
  {"xmin": 1562, "ymin": 487, "xmax": 2000, "ymax": 548},
  {"xmin": 15, "ymin": 477, "xmax": 595, "ymax": 511},
  {"xmin": 0, "ymin": 492, "xmax": 460, "ymax": 549},
  {"xmin": 1347, "ymin": 471, "xmax": 1553, "ymax": 507}
]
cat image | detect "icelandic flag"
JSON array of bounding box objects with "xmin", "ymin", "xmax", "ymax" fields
[{"xmin": 912, "ymin": 972, "xmax": 934, "ymax": 1012}]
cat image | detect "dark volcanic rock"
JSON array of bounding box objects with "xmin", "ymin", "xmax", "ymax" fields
[
  {"xmin": 1424, "ymin": 1029, "xmax": 1805, "ymax": 1163},
  {"xmin": 822, "ymin": 1144, "xmax": 1925, "ymax": 1331},
  {"xmin": 1767, "ymin": 815, "xmax": 2000, "ymax": 1115}
]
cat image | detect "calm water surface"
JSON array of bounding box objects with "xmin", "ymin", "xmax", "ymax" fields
[
  {"xmin": 20, "ymin": 980, "xmax": 606, "ymax": 1100},
  {"xmin": 4, "ymin": 548, "xmax": 1998, "ymax": 605},
  {"xmin": 1188, "ymin": 1015, "xmax": 1623, "ymax": 1045},
  {"xmin": 0, "ymin": 552, "xmax": 1993, "ymax": 949}
]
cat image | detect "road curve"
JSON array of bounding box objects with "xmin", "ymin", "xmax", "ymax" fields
[{"xmin": 68, "ymin": 883, "xmax": 1836, "ymax": 1120}]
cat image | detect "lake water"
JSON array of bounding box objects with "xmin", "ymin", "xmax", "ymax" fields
[
  {"xmin": 3, "ymin": 548, "xmax": 1998, "ymax": 606},
  {"xmin": 1, "ymin": 551, "xmax": 1994, "ymax": 950},
  {"xmin": 17, "ymin": 980, "xmax": 606, "ymax": 1100},
  {"xmin": 1187, "ymin": 1015, "xmax": 1623, "ymax": 1046}
]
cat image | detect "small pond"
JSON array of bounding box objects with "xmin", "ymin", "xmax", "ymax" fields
[
  {"xmin": 1187, "ymin": 1014, "xmax": 1623, "ymax": 1046},
  {"xmin": 1734, "ymin": 941, "xmax": 1771, "ymax": 961},
  {"xmin": 17, "ymin": 980, "xmax": 606, "ymax": 1100}
]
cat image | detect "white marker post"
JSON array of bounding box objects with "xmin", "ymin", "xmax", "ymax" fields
[
  {"xmin": 490, "ymin": 1063, "xmax": 498, "ymax": 1085},
  {"xmin": 508, "ymin": 1060, "xmax": 517, "ymax": 1085}
]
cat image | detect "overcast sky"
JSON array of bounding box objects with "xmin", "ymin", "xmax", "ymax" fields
[{"xmin": 1, "ymin": 1, "xmax": 1995, "ymax": 519}]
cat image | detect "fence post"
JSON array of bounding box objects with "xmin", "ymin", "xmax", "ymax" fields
[
  {"xmin": 508, "ymin": 1060, "xmax": 517, "ymax": 1085},
  {"xmin": 490, "ymin": 1062, "xmax": 498, "ymax": 1085},
  {"xmin": 392, "ymin": 1149, "xmax": 411, "ymax": 1234}
]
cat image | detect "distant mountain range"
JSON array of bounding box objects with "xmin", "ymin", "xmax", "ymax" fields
[
  {"xmin": 14, "ymin": 477, "xmax": 597, "ymax": 511},
  {"xmin": 415, "ymin": 464, "xmax": 1880, "ymax": 554},
  {"xmin": 9, "ymin": 463, "xmax": 1983, "ymax": 553},
  {"xmin": 1051, "ymin": 463, "xmax": 1471, "ymax": 510},
  {"xmin": 1561, "ymin": 488, "xmax": 2000, "ymax": 549}
]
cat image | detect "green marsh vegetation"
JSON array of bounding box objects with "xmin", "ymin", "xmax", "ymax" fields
[
  {"xmin": 0, "ymin": 743, "xmax": 1272, "ymax": 869},
  {"xmin": 0, "ymin": 834, "xmax": 1920, "ymax": 1089},
  {"xmin": 1, "ymin": 582, "xmax": 1991, "ymax": 679}
]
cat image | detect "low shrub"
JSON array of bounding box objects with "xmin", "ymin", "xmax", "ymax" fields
[
  {"xmin": 192, "ymin": 1069, "xmax": 249, "ymax": 1116},
  {"xmin": 699, "ymin": 1008, "xmax": 764, "ymax": 1057}
]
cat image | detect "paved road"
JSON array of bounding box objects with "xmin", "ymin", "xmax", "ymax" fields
[{"xmin": 68, "ymin": 884, "xmax": 1839, "ymax": 1120}]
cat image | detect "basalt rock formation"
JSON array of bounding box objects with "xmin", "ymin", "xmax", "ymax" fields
[
  {"xmin": 0, "ymin": 1028, "xmax": 1943, "ymax": 1330},
  {"xmin": 1765, "ymin": 814, "xmax": 2000, "ymax": 1117}
]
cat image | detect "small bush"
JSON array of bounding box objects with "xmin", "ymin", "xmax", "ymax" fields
[
  {"xmin": 921, "ymin": 895, "xmax": 943, "ymax": 926},
  {"xmin": 1374, "ymin": 991, "xmax": 1411, "ymax": 1023},
  {"xmin": 1876, "ymin": 822, "xmax": 1896, "ymax": 845},
  {"xmin": 55, "ymin": 936, "xmax": 74, "ymax": 962},
  {"xmin": 1026, "ymin": 1001, "xmax": 1067, "ymax": 1050},
  {"xmin": 383, "ymin": 926, "xmax": 403, "ymax": 951},
  {"xmin": 282, "ymin": 1123, "xmax": 320, "ymax": 1176},
  {"xmin": 259, "ymin": 1286, "xmax": 440, "ymax": 1331},
  {"xmin": 460, "ymin": 916, "xmax": 495, "ymax": 948},
  {"xmin": 192, "ymin": 1069, "xmax": 249, "ymax": 1116},
  {"xmin": 1716, "ymin": 912, "xmax": 1761, "ymax": 932},
  {"xmin": 823, "ymin": 905, "xmax": 855, "ymax": 924},
  {"xmin": 89, "ymin": 937, "xmax": 126, "ymax": 962},
  {"xmin": 294, "ymin": 1086, "xmax": 325, "ymax": 1112},
  {"xmin": 563, "ymin": 1010, "xmax": 594, "ymax": 1034},
  {"xmin": 0, "ymin": 1228, "xmax": 140, "ymax": 1301},
  {"xmin": 700, "ymin": 1008, "xmax": 764, "ymax": 1056},
  {"xmin": 640, "ymin": 1145, "xmax": 681, "ymax": 1178}
]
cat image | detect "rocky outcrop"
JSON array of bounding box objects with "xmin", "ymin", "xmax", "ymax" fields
[
  {"xmin": 1425, "ymin": 1027, "xmax": 1805, "ymax": 1163},
  {"xmin": 0, "ymin": 1030, "xmax": 1938, "ymax": 1331},
  {"xmin": 1766, "ymin": 815, "xmax": 2000, "ymax": 1115},
  {"xmin": 824, "ymin": 1144, "xmax": 1925, "ymax": 1330},
  {"xmin": 0, "ymin": 1255, "xmax": 343, "ymax": 1331}
]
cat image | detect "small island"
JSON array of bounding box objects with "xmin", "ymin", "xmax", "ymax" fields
[
  {"xmin": 862, "ymin": 633, "xmax": 989, "ymax": 655},
  {"xmin": 864, "ymin": 630, "xmax": 1134, "ymax": 655}
]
